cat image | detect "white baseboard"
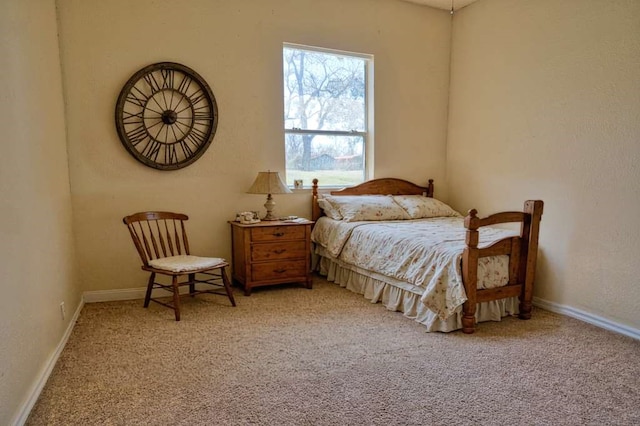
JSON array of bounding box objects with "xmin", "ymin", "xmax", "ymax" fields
[
  {"xmin": 82, "ymin": 287, "xmax": 148, "ymax": 303},
  {"xmin": 11, "ymin": 298, "xmax": 84, "ymax": 426},
  {"xmin": 83, "ymin": 286, "xmax": 191, "ymax": 303},
  {"xmin": 533, "ymin": 297, "xmax": 640, "ymax": 341}
]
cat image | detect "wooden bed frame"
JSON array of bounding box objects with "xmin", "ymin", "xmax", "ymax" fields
[{"xmin": 311, "ymin": 177, "xmax": 544, "ymax": 334}]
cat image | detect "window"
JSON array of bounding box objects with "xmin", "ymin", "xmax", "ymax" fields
[{"xmin": 283, "ymin": 43, "xmax": 373, "ymax": 187}]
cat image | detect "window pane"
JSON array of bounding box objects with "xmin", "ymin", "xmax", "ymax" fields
[
  {"xmin": 285, "ymin": 133, "xmax": 364, "ymax": 186},
  {"xmin": 283, "ymin": 47, "xmax": 365, "ymax": 132}
]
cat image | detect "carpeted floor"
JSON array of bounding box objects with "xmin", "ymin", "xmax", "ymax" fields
[{"xmin": 28, "ymin": 276, "xmax": 640, "ymax": 425}]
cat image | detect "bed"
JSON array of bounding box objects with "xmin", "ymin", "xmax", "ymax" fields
[{"xmin": 310, "ymin": 177, "xmax": 543, "ymax": 334}]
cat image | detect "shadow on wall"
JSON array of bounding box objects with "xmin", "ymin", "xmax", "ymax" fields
[{"xmin": 534, "ymin": 248, "xmax": 565, "ymax": 304}]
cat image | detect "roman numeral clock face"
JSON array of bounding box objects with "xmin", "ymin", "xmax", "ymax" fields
[{"xmin": 115, "ymin": 62, "xmax": 218, "ymax": 170}]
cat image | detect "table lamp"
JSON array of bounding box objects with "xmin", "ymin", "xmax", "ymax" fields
[{"xmin": 247, "ymin": 171, "xmax": 292, "ymax": 221}]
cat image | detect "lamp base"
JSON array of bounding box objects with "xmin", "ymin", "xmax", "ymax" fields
[{"xmin": 262, "ymin": 194, "xmax": 278, "ymax": 221}]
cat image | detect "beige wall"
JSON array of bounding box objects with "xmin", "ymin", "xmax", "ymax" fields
[
  {"xmin": 0, "ymin": 0, "xmax": 81, "ymax": 423},
  {"xmin": 447, "ymin": 0, "xmax": 640, "ymax": 329},
  {"xmin": 56, "ymin": 0, "xmax": 452, "ymax": 292}
]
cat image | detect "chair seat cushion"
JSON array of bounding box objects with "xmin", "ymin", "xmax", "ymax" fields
[{"xmin": 148, "ymin": 255, "xmax": 226, "ymax": 273}]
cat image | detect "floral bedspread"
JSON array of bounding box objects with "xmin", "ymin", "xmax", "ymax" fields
[{"xmin": 311, "ymin": 217, "xmax": 517, "ymax": 320}]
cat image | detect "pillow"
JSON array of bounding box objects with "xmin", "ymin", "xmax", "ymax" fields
[
  {"xmin": 392, "ymin": 195, "xmax": 461, "ymax": 219},
  {"xmin": 323, "ymin": 195, "xmax": 410, "ymax": 222},
  {"xmin": 318, "ymin": 197, "xmax": 342, "ymax": 220}
]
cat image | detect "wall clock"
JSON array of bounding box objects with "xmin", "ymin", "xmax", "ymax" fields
[{"xmin": 115, "ymin": 62, "xmax": 218, "ymax": 170}]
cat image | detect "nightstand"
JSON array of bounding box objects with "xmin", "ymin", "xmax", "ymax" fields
[{"xmin": 229, "ymin": 220, "xmax": 314, "ymax": 295}]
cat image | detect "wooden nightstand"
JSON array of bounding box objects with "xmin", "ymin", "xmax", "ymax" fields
[{"xmin": 229, "ymin": 220, "xmax": 314, "ymax": 295}]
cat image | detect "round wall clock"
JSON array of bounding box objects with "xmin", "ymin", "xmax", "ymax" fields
[{"xmin": 115, "ymin": 62, "xmax": 218, "ymax": 170}]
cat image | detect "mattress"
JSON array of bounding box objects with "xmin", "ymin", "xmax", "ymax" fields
[{"xmin": 311, "ymin": 216, "xmax": 520, "ymax": 331}]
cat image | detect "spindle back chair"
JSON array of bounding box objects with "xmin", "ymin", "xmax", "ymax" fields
[{"xmin": 123, "ymin": 211, "xmax": 236, "ymax": 320}]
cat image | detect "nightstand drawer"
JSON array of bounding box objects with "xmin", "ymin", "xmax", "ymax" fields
[
  {"xmin": 251, "ymin": 226, "xmax": 305, "ymax": 242},
  {"xmin": 251, "ymin": 241, "xmax": 307, "ymax": 261},
  {"xmin": 251, "ymin": 261, "xmax": 307, "ymax": 281}
]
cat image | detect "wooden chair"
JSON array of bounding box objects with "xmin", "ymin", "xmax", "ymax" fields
[{"xmin": 123, "ymin": 211, "xmax": 236, "ymax": 320}]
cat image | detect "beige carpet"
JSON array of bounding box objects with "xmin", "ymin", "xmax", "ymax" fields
[{"xmin": 28, "ymin": 276, "xmax": 640, "ymax": 425}]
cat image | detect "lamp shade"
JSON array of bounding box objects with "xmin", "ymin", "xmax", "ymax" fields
[{"xmin": 247, "ymin": 171, "xmax": 292, "ymax": 195}]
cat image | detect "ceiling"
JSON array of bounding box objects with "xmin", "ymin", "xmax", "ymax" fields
[{"xmin": 401, "ymin": 0, "xmax": 479, "ymax": 12}]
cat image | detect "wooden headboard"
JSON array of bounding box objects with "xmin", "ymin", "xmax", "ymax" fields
[{"xmin": 311, "ymin": 177, "xmax": 434, "ymax": 222}]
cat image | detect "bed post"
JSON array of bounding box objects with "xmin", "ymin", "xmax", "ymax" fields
[
  {"xmin": 462, "ymin": 209, "xmax": 480, "ymax": 334},
  {"xmin": 426, "ymin": 179, "xmax": 434, "ymax": 197},
  {"xmin": 518, "ymin": 200, "xmax": 544, "ymax": 320},
  {"xmin": 312, "ymin": 179, "xmax": 321, "ymax": 223}
]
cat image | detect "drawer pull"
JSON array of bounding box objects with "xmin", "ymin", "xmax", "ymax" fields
[
  {"xmin": 274, "ymin": 268, "xmax": 287, "ymax": 273},
  {"xmin": 274, "ymin": 249, "xmax": 286, "ymax": 254},
  {"xmin": 273, "ymin": 232, "xmax": 285, "ymax": 237}
]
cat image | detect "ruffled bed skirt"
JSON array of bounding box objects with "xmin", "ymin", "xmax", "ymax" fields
[{"xmin": 317, "ymin": 255, "xmax": 520, "ymax": 333}]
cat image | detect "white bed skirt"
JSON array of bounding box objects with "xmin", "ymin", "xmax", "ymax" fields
[{"xmin": 317, "ymin": 255, "xmax": 520, "ymax": 333}]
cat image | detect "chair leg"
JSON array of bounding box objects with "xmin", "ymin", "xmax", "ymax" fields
[
  {"xmin": 221, "ymin": 266, "xmax": 236, "ymax": 307},
  {"xmin": 144, "ymin": 272, "xmax": 155, "ymax": 308},
  {"xmin": 189, "ymin": 273, "xmax": 196, "ymax": 296},
  {"xmin": 172, "ymin": 275, "xmax": 181, "ymax": 321}
]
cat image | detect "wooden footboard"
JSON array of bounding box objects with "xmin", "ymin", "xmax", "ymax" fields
[{"xmin": 461, "ymin": 201, "xmax": 544, "ymax": 333}]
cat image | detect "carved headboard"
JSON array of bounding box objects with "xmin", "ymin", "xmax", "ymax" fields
[{"xmin": 311, "ymin": 177, "xmax": 434, "ymax": 222}]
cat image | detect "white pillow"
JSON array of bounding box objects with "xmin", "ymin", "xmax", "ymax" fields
[
  {"xmin": 324, "ymin": 195, "xmax": 410, "ymax": 222},
  {"xmin": 392, "ymin": 195, "xmax": 461, "ymax": 219},
  {"xmin": 318, "ymin": 197, "xmax": 343, "ymax": 220}
]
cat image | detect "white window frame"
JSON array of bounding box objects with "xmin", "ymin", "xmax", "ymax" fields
[{"xmin": 283, "ymin": 42, "xmax": 374, "ymax": 188}]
